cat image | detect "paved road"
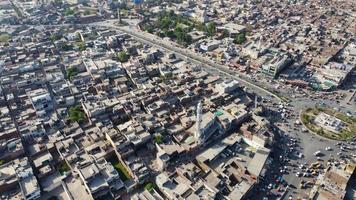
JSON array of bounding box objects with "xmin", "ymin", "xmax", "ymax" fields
[
  {"xmin": 3, "ymin": 20, "xmax": 355, "ymax": 199},
  {"xmin": 93, "ymin": 21, "xmax": 285, "ymax": 102}
]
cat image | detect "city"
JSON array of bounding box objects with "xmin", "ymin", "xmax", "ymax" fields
[{"xmin": 0, "ymin": 0, "xmax": 355, "ymax": 200}]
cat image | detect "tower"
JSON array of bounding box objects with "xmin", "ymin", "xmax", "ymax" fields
[
  {"xmin": 195, "ymin": 102, "xmax": 202, "ymax": 141},
  {"xmin": 258, "ymin": 35, "xmax": 263, "ymax": 50},
  {"xmin": 255, "ymin": 95, "xmax": 258, "ymax": 108}
]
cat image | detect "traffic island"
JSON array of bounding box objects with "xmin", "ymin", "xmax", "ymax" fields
[{"xmin": 300, "ymin": 107, "xmax": 356, "ymax": 141}]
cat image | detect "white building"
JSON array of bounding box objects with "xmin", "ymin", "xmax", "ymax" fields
[
  {"xmin": 314, "ymin": 112, "xmax": 345, "ymax": 133},
  {"xmin": 0, "ymin": 157, "xmax": 41, "ymax": 200},
  {"xmin": 215, "ymin": 80, "xmax": 239, "ymax": 94},
  {"xmin": 261, "ymin": 53, "xmax": 292, "ymax": 77},
  {"xmin": 28, "ymin": 89, "xmax": 53, "ymax": 117}
]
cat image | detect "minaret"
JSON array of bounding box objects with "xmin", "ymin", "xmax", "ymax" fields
[
  {"xmin": 195, "ymin": 102, "xmax": 202, "ymax": 141},
  {"xmin": 258, "ymin": 35, "xmax": 263, "ymax": 50},
  {"xmin": 255, "ymin": 96, "xmax": 258, "ymax": 108}
]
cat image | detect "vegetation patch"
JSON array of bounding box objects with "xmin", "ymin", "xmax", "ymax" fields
[
  {"xmin": 153, "ymin": 134, "xmax": 162, "ymax": 143},
  {"xmin": 56, "ymin": 162, "xmax": 70, "ymax": 175},
  {"xmin": 301, "ymin": 107, "xmax": 356, "ymax": 141},
  {"xmin": 107, "ymin": 155, "xmax": 132, "ymax": 181},
  {"xmin": 118, "ymin": 51, "xmax": 129, "ymax": 62},
  {"xmin": 141, "ymin": 11, "xmax": 223, "ymax": 46},
  {"xmin": 144, "ymin": 182, "xmax": 156, "ymax": 191},
  {"xmin": 68, "ymin": 104, "xmax": 86, "ymax": 123},
  {"xmin": 0, "ymin": 34, "xmax": 11, "ymax": 43},
  {"xmin": 64, "ymin": 8, "xmax": 76, "ymax": 16},
  {"xmin": 234, "ymin": 32, "xmax": 246, "ymax": 44},
  {"xmin": 66, "ymin": 67, "xmax": 78, "ymax": 80}
]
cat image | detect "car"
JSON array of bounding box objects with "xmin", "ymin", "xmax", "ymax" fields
[
  {"xmin": 314, "ymin": 151, "xmax": 322, "ymax": 156},
  {"xmin": 267, "ymin": 183, "xmax": 273, "ymax": 190},
  {"xmin": 325, "ymin": 147, "xmax": 332, "ymax": 151}
]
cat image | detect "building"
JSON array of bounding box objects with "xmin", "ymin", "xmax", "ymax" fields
[
  {"xmin": 309, "ymin": 164, "xmax": 355, "ymax": 200},
  {"xmin": 217, "ymin": 23, "xmax": 246, "ymax": 38},
  {"xmin": 261, "ymin": 53, "xmax": 292, "ymax": 77},
  {"xmin": 28, "ymin": 89, "xmax": 53, "ymax": 117},
  {"xmin": 194, "ymin": 110, "xmax": 223, "ymax": 143},
  {"xmin": 312, "ymin": 62, "xmax": 354, "ymax": 90},
  {"xmin": 314, "ymin": 112, "xmax": 345, "ymax": 133},
  {"xmin": 76, "ymin": 157, "xmax": 125, "ymax": 199},
  {"xmin": 155, "ymin": 173, "xmax": 194, "ymax": 200},
  {"xmin": 215, "ymin": 80, "xmax": 239, "ymax": 94},
  {"xmin": 0, "ymin": 158, "xmax": 41, "ymax": 200}
]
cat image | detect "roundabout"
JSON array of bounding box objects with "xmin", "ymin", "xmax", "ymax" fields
[{"xmin": 300, "ymin": 107, "xmax": 356, "ymax": 141}]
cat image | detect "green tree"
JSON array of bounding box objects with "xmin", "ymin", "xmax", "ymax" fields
[
  {"xmin": 159, "ymin": 17, "xmax": 171, "ymax": 29},
  {"xmin": 118, "ymin": 51, "xmax": 129, "ymax": 62},
  {"xmin": 153, "ymin": 134, "xmax": 162, "ymax": 143},
  {"xmin": 144, "ymin": 183, "xmax": 155, "ymax": 191},
  {"xmin": 66, "ymin": 67, "xmax": 78, "ymax": 80},
  {"xmin": 64, "ymin": 8, "xmax": 75, "ymax": 16},
  {"xmin": 69, "ymin": 104, "xmax": 86, "ymax": 123},
  {"xmin": 222, "ymin": 29, "xmax": 230, "ymax": 38},
  {"xmin": 78, "ymin": 42, "xmax": 86, "ymax": 51},
  {"xmin": 60, "ymin": 43, "xmax": 73, "ymax": 51},
  {"xmin": 206, "ymin": 22, "xmax": 216, "ymax": 37},
  {"xmin": 0, "ymin": 34, "xmax": 11, "ymax": 43},
  {"xmin": 234, "ymin": 32, "xmax": 246, "ymax": 44}
]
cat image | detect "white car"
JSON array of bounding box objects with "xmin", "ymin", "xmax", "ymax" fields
[{"xmin": 325, "ymin": 147, "xmax": 332, "ymax": 151}]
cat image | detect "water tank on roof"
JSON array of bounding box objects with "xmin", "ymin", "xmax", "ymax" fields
[{"xmin": 132, "ymin": 0, "xmax": 142, "ymax": 5}]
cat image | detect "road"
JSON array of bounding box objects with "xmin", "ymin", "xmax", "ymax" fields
[
  {"xmin": 3, "ymin": 20, "xmax": 355, "ymax": 199},
  {"xmin": 92, "ymin": 21, "xmax": 285, "ymax": 102}
]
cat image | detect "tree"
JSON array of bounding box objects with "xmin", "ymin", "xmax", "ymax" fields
[
  {"xmin": 66, "ymin": 67, "xmax": 78, "ymax": 80},
  {"xmin": 118, "ymin": 51, "xmax": 128, "ymax": 62},
  {"xmin": 64, "ymin": 8, "xmax": 75, "ymax": 16},
  {"xmin": 60, "ymin": 43, "xmax": 73, "ymax": 51},
  {"xmin": 153, "ymin": 134, "xmax": 162, "ymax": 143},
  {"xmin": 144, "ymin": 183, "xmax": 155, "ymax": 191},
  {"xmin": 222, "ymin": 29, "xmax": 230, "ymax": 38},
  {"xmin": 159, "ymin": 16, "xmax": 171, "ymax": 29},
  {"xmin": 234, "ymin": 32, "xmax": 246, "ymax": 44},
  {"xmin": 68, "ymin": 104, "xmax": 86, "ymax": 123},
  {"xmin": 78, "ymin": 42, "xmax": 86, "ymax": 51},
  {"xmin": 206, "ymin": 22, "xmax": 216, "ymax": 37},
  {"xmin": 0, "ymin": 34, "xmax": 11, "ymax": 43}
]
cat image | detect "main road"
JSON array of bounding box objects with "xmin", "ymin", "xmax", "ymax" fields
[
  {"xmin": 91, "ymin": 20, "xmax": 285, "ymax": 102},
  {"xmin": 4, "ymin": 20, "xmax": 354, "ymax": 199}
]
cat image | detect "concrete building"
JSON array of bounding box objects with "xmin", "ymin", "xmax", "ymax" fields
[
  {"xmin": 0, "ymin": 158, "xmax": 41, "ymax": 200},
  {"xmin": 76, "ymin": 157, "xmax": 125, "ymax": 199},
  {"xmin": 28, "ymin": 89, "xmax": 53, "ymax": 117},
  {"xmin": 261, "ymin": 53, "xmax": 292, "ymax": 77},
  {"xmin": 215, "ymin": 80, "xmax": 239, "ymax": 94},
  {"xmin": 314, "ymin": 112, "xmax": 345, "ymax": 133}
]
